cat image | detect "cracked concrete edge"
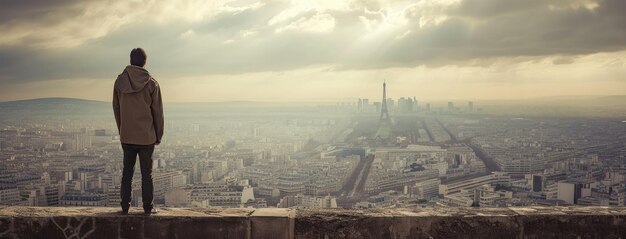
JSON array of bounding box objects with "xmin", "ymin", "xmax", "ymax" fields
[
  {"xmin": 2, "ymin": 206, "xmax": 626, "ymax": 219},
  {"xmin": 2, "ymin": 206, "xmax": 626, "ymax": 239}
]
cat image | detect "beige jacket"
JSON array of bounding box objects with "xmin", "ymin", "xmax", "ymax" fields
[{"xmin": 113, "ymin": 65, "xmax": 164, "ymax": 145}]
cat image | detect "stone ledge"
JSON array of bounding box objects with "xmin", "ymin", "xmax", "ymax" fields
[{"xmin": 0, "ymin": 206, "xmax": 625, "ymax": 238}]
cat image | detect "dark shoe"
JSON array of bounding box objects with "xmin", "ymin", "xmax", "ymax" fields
[
  {"xmin": 144, "ymin": 208, "xmax": 158, "ymax": 215},
  {"xmin": 120, "ymin": 203, "xmax": 130, "ymax": 215}
]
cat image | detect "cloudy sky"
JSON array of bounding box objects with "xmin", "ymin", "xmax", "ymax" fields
[{"xmin": 0, "ymin": 0, "xmax": 625, "ymax": 102}]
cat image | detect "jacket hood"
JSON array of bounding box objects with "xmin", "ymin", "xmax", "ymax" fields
[{"xmin": 115, "ymin": 65, "xmax": 151, "ymax": 93}]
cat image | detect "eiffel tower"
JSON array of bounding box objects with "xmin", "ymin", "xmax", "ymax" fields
[{"xmin": 379, "ymin": 81, "xmax": 390, "ymax": 124}]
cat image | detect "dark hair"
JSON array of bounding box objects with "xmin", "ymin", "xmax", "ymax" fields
[{"xmin": 130, "ymin": 48, "xmax": 147, "ymax": 67}]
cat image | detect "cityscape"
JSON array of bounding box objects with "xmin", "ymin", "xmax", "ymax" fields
[
  {"xmin": 2, "ymin": 0, "xmax": 626, "ymax": 237},
  {"xmin": 1, "ymin": 82, "xmax": 625, "ymax": 210}
]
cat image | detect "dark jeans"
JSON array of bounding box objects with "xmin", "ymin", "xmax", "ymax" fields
[{"xmin": 120, "ymin": 143, "xmax": 154, "ymax": 211}]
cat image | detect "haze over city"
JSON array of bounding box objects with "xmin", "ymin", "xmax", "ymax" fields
[
  {"xmin": 1, "ymin": 0, "xmax": 625, "ymax": 102},
  {"xmin": 1, "ymin": 2, "xmax": 626, "ymax": 237}
]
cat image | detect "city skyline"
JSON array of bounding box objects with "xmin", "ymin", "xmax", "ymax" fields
[
  {"xmin": 1, "ymin": 75, "xmax": 625, "ymax": 217},
  {"xmin": 1, "ymin": 0, "xmax": 626, "ymax": 102},
  {"xmin": 1, "ymin": 93, "xmax": 625, "ymax": 209}
]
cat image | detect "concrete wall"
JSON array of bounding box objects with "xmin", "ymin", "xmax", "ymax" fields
[{"xmin": 0, "ymin": 206, "xmax": 625, "ymax": 238}]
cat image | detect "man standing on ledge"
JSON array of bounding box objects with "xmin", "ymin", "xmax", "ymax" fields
[{"xmin": 113, "ymin": 48, "xmax": 164, "ymax": 215}]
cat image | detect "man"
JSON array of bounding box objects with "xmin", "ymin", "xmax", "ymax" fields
[{"xmin": 113, "ymin": 48, "xmax": 164, "ymax": 215}]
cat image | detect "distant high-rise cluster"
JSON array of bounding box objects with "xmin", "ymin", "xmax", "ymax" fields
[
  {"xmin": 357, "ymin": 82, "xmax": 419, "ymax": 114},
  {"xmin": 356, "ymin": 82, "xmax": 477, "ymax": 115}
]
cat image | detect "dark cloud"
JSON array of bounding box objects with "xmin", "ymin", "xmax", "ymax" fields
[
  {"xmin": 450, "ymin": 0, "xmax": 547, "ymax": 18},
  {"xmin": 371, "ymin": 0, "xmax": 626, "ymax": 67},
  {"xmin": 0, "ymin": 45, "xmax": 124, "ymax": 83},
  {"xmin": 195, "ymin": 1, "xmax": 287, "ymax": 35},
  {"xmin": 0, "ymin": 0, "xmax": 81, "ymax": 22},
  {"xmin": 553, "ymin": 57, "xmax": 576, "ymax": 65},
  {"xmin": 1, "ymin": 0, "xmax": 626, "ymax": 85},
  {"xmin": 0, "ymin": 1, "xmax": 357, "ymax": 82}
]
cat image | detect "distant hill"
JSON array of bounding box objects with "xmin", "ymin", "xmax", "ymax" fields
[
  {"xmin": 0, "ymin": 98, "xmax": 293, "ymax": 112},
  {"xmin": 0, "ymin": 97, "xmax": 108, "ymax": 110},
  {"xmin": 0, "ymin": 97, "xmax": 335, "ymax": 120},
  {"xmin": 0, "ymin": 98, "xmax": 111, "ymax": 119}
]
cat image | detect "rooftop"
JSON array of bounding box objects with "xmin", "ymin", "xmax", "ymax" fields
[{"xmin": 1, "ymin": 206, "xmax": 625, "ymax": 238}]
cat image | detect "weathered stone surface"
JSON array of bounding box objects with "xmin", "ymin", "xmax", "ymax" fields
[
  {"xmin": 295, "ymin": 207, "xmax": 626, "ymax": 239},
  {"xmin": 250, "ymin": 208, "xmax": 294, "ymax": 239},
  {"xmin": 0, "ymin": 207, "xmax": 253, "ymax": 239},
  {"xmin": 0, "ymin": 206, "xmax": 625, "ymax": 239}
]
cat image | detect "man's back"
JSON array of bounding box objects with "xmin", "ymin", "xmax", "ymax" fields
[
  {"xmin": 113, "ymin": 47, "xmax": 163, "ymax": 215},
  {"xmin": 112, "ymin": 65, "xmax": 164, "ymax": 145}
]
